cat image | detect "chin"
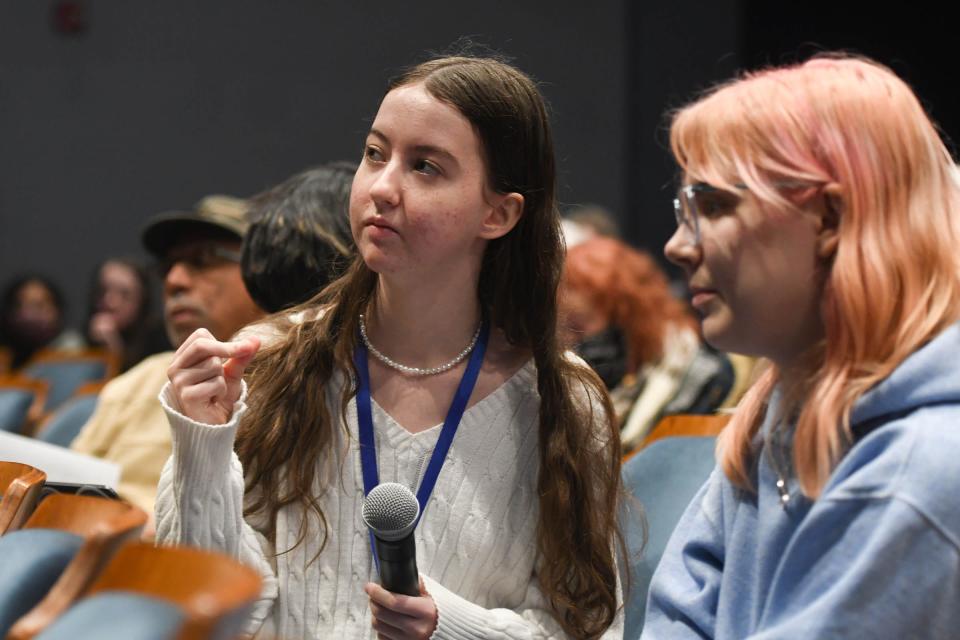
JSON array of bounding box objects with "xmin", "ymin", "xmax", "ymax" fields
[
  {"xmin": 358, "ymin": 246, "xmax": 389, "ymax": 272},
  {"xmin": 361, "ymin": 253, "xmax": 404, "ymax": 278},
  {"xmin": 699, "ymin": 318, "xmax": 738, "ymax": 354}
]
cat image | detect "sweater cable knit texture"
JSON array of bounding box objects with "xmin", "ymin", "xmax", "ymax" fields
[{"xmin": 155, "ymin": 361, "xmax": 624, "ymax": 639}]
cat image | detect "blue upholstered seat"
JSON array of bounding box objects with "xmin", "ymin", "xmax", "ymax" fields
[
  {"xmin": 0, "ymin": 388, "xmax": 35, "ymax": 433},
  {"xmin": 22, "ymin": 359, "xmax": 108, "ymax": 412},
  {"xmin": 35, "ymin": 394, "xmax": 99, "ymax": 447},
  {"xmin": 0, "ymin": 528, "xmax": 84, "ymax": 635},
  {"xmin": 36, "ymin": 592, "xmax": 185, "ymax": 640},
  {"xmin": 621, "ymin": 435, "xmax": 718, "ymax": 637}
]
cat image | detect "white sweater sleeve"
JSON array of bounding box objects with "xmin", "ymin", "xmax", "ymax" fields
[
  {"xmin": 424, "ymin": 568, "xmax": 624, "ymax": 640},
  {"xmin": 154, "ymin": 380, "xmax": 280, "ymax": 636}
]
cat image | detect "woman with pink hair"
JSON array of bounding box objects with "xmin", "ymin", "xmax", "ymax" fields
[{"xmin": 643, "ymin": 55, "xmax": 960, "ymax": 638}]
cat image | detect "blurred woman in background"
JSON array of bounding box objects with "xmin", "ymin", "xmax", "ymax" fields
[
  {"xmin": 0, "ymin": 274, "xmax": 82, "ymax": 370},
  {"xmin": 560, "ymin": 236, "xmax": 733, "ymax": 450},
  {"xmin": 86, "ymin": 257, "xmax": 168, "ymax": 372}
]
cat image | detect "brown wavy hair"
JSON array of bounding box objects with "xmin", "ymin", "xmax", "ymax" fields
[
  {"xmin": 235, "ymin": 56, "xmax": 624, "ymax": 638},
  {"xmin": 562, "ymin": 236, "xmax": 695, "ymax": 370}
]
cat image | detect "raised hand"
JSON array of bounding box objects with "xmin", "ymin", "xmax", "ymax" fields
[
  {"xmin": 89, "ymin": 311, "xmax": 123, "ymax": 353},
  {"xmin": 167, "ymin": 328, "xmax": 260, "ymax": 425}
]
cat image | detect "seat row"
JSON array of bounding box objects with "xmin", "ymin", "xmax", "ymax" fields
[{"xmin": 0, "ymin": 461, "xmax": 261, "ymax": 640}]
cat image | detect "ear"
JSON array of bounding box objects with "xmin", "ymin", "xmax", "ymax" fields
[
  {"xmin": 816, "ymin": 183, "xmax": 843, "ymax": 259},
  {"xmin": 479, "ymin": 192, "xmax": 524, "ymax": 240}
]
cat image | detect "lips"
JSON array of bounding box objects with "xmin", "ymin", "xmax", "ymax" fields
[
  {"xmin": 364, "ymin": 217, "xmax": 399, "ymax": 239},
  {"xmin": 366, "ymin": 217, "xmax": 394, "ymax": 229},
  {"xmin": 689, "ymin": 287, "xmax": 718, "ymax": 309}
]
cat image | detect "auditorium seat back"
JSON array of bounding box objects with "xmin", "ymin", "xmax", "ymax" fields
[
  {"xmin": 621, "ymin": 435, "xmax": 718, "ymax": 636},
  {"xmin": 34, "ymin": 385, "xmax": 102, "ymax": 447},
  {"xmin": 0, "ymin": 377, "xmax": 49, "ymax": 435},
  {"xmin": 36, "ymin": 593, "xmax": 186, "ymax": 640},
  {"xmin": 0, "ymin": 529, "xmax": 84, "ymax": 637},
  {"xmin": 21, "ymin": 350, "xmax": 116, "ymax": 413}
]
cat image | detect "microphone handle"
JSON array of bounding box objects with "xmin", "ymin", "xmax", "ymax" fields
[{"xmin": 374, "ymin": 531, "xmax": 420, "ymax": 596}]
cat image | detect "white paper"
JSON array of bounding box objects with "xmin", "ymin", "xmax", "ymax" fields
[{"xmin": 0, "ymin": 431, "xmax": 120, "ymax": 488}]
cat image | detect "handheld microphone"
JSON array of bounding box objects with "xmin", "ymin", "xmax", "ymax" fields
[{"xmin": 362, "ymin": 482, "xmax": 421, "ymax": 596}]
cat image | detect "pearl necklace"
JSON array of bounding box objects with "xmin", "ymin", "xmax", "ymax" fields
[{"xmin": 358, "ymin": 314, "xmax": 482, "ymax": 377}]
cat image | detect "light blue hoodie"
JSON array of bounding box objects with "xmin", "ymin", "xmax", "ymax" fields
[{"xmin": 642, "ymin": 322, "xmax": 960, "ymax": 639}]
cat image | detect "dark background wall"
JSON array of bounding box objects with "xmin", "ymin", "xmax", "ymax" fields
[
  {"xmin": 629, "ymin": 0, "xmax": 960, "ymax": 275},
  {"xmin": 740, "ymin": 0, "xmax": 959, "ymax": 157},
  {"xmin": 1, "ymin": 1, "xmax": 954, "ymax": 328},
  {"xmin": 624, "ymin": 0, "xmax": 741, "ymax": 256},
  {"xmin": 0, "ymin": 0, "xmax": 644, "ymax": 326}
]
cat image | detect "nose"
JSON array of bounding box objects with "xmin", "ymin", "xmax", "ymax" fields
[
  {"xmin": 368, "ymin": 161, "xmax": 402, "ymax": 209},
  {"xmin": 664, "ymin": 225, "xmax": 701, "ymax": 271},
  {"xmin": 163, "ymin": 261, "xmax": 194, "ymax": 298},
  {"xmin": 102, "ymin": 289, "xmax": 121, "ymax": 311}
]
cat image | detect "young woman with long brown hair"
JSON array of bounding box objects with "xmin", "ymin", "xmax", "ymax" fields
[
  {"xmin": 156, "ymin": 55, "xmax": 624, "ymax": 639},
  {"xmin": 643, "ymin": 55, "xmax": 960, "ymax": 638}
]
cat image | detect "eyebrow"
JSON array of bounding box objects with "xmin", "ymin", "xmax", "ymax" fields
[{"xmin": 368, "ymin": 127, "xmax": 460, "ymax": 168}]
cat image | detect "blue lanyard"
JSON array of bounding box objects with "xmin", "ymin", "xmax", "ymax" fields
[{"xmin": 354, "ymin": 320, "xmax": 490, "ymax": 570}]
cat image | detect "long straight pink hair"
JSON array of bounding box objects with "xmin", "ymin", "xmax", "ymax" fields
[{"xmin": 671, "ymin": 55, "xmax": 960, "ymax": 497}]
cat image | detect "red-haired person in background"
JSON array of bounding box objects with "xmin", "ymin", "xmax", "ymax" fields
[
  {"xmin": 560, "ymin": 236, "xmax": 734, "ymax": 451},
  {"xmin": 644, "ymin": 55, "xmax": 960, "ymax": 638}
]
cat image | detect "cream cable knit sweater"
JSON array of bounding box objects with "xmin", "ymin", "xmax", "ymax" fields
[{"xmin": 155, "ymin": 363, "xmax": 623, "ymax": 640}]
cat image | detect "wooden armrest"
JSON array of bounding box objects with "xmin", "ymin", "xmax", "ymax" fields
[{"xmin": 0, "ymin": 461, "xmax": 47, "ymax": 533}]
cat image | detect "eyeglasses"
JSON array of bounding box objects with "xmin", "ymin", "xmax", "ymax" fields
[
  {"xmin": 154, "ymin": 244, "xmax": 242, "ymax": 278},
  {"xmin": 673, "ymin": 183, "xmax": 741, "ymax": 245},
  {"xmin": 673, "ymin": 180, "xmax": 819, "ymax": 244}
]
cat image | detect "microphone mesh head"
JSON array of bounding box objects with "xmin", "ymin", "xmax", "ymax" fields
[{"xmin": 362, "ymin": 482, "xmax": 420, "ymax": 541}]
